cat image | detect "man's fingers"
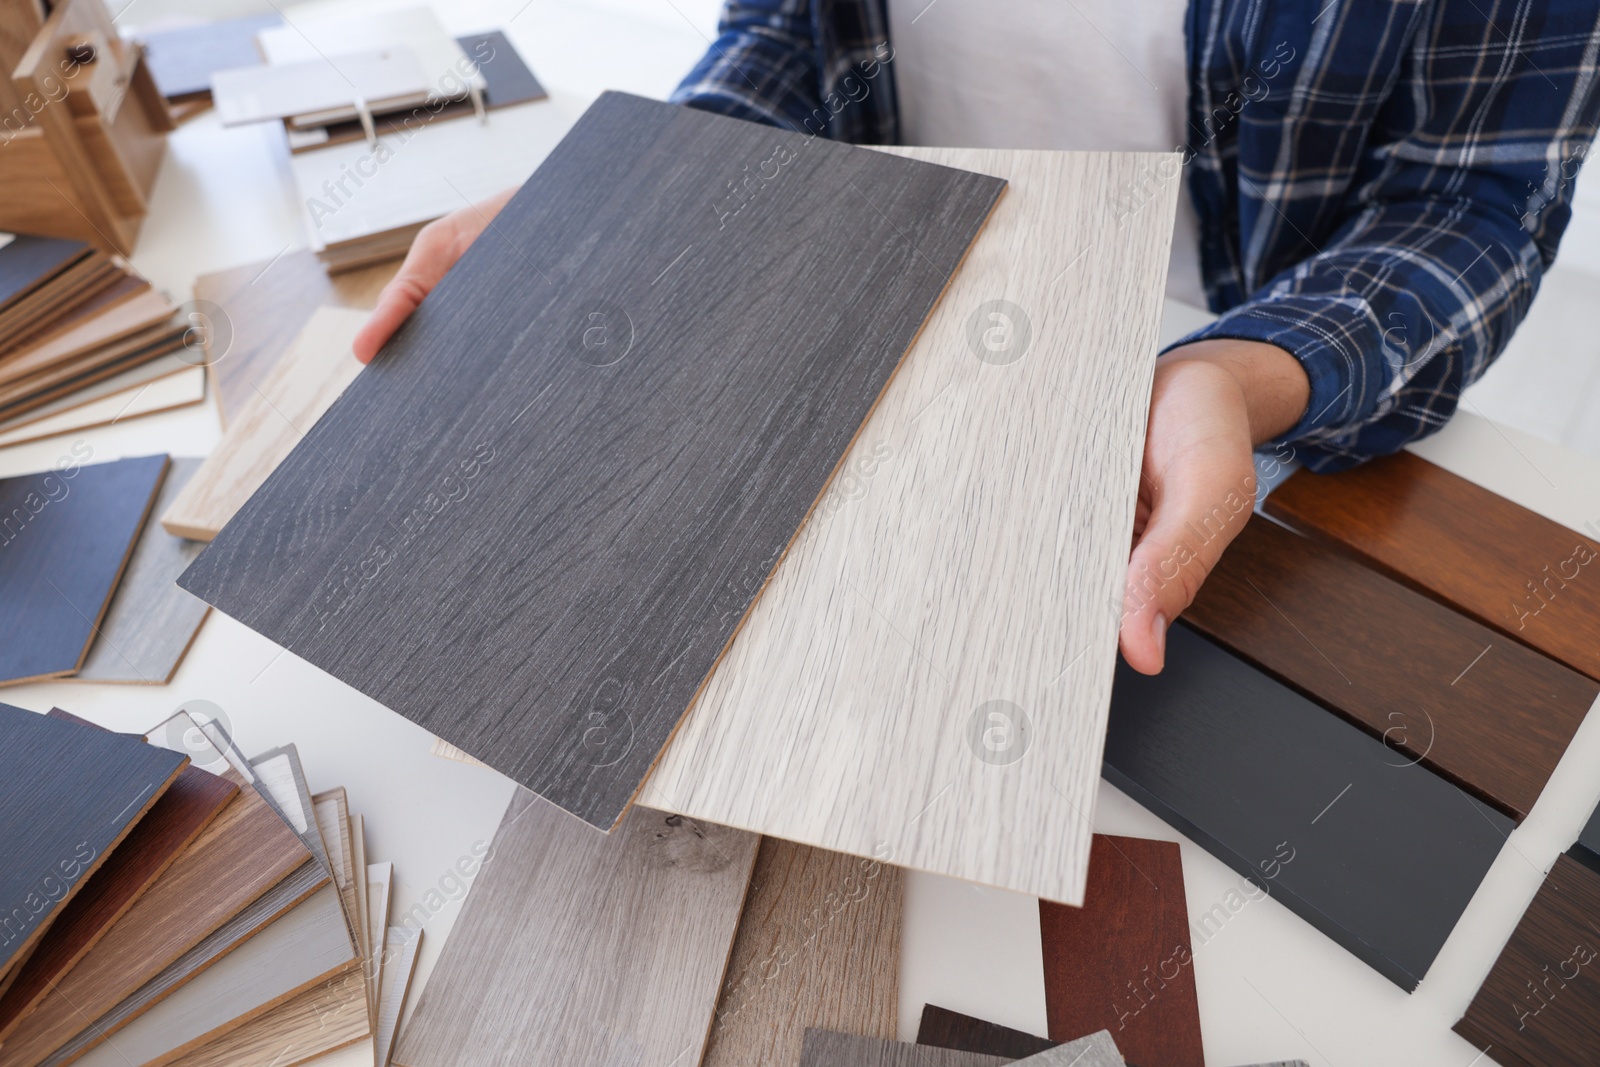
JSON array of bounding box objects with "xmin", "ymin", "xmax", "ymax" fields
[{"xmin": 352, "ymin": 274, "xmax": 431, "ymax": 364}]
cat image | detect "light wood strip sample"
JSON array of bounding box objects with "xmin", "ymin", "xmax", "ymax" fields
[
  {"xmin": 2, "ymin": 772, "xmax": 312, "ymax": 1066},
  {"xmin": 165, "ymin": 964, "xmax": 369, "ymax": 1067},
  {"xmin": 643, "ymin": 145, "xmax": 1177, "ymax": 903},
  {"xmin": 1104, "ymin": 622, "xmax": 1513, "ymax": 991},
  {"xmin": 1453, "ymin": 853, "xmax": 1600, "ymax": 1065},
  {"xmin": 0, "ymin": 352, "xmax": 191, "ymax": 440},
  {"xmin": 189, "ymin": 252, "xmax": 396, "ymax": 428},
  {"xmin": 1264, "ymin": 451, "xmax": 1600, "ymax": 681},
  {"xmin": 313, "ymin": 789, "xmax": 361, "ymax": 951},
  {"xmin": 917, "ymin": 1005, "xmax": 1057, "ymax": 1059},
  {"xmin": 160, "ymin": 306, "xmax": 368, "ymax": 541},
  {"xmin": 0, "ymin": 455, "xmax": 169, "ymax": 685},
  {"xmin": 2, "ymin": 274, "xmax": 150, "ymax": 364},
  {"xmin": 364, "ymin": 862, "xmax": 390, "ymax": 1021},
  {"xmin": 250, "ymin": 745, "xmax": 333, "ymax": 876},
  {"xmin": 0, "ymin": 289, "xmax": 177, "ymax": 386},
  {"xmin": 65, "ymin": 884, "xmax": 359, "ymax": 1067},
  {"xmin": 351, "ymin": 820, "xmax": 370, "ymax": 983},
  {"xmin": 1040, "ymin": 835, "xmax": 1201, "ymax": 1066},
  {"xmin": 392, "ymin": 790, "xmax": 759, "ymax": 1067},
  {"xmin": 67, "ymin": 459, "xmax": 211, "ymax": 683},
  {"xmin": 176, "ymin": 91, "xmax": 1007, "ymax": 830},
  {"xmin": 0, "ymin": 706, "xmax": 186, "ymax": 978},
  {"xmin": 0, "ymin": 365, "xmax": 205, "ymax": 449},
  {"xmin": 0, "ymin": 328, "xmax": 187, "ymax": 420},
  {"xmin": 1185, "ymin": 516, "xmax": 1598, "ymax": 820},
  {"xmin": 702, "ymin": 839, "xmax": 901, "ymax": 1067},
  {"xmin": 800, "ymin": 1029, "xmax": 1124, "ymax": 1067},
  {"xmin": 426, "ymin": 739, "xmax": 483, "ymax": 766},
  {"xmin": 374, "ymin": 928, "xmax": 418, "ymax": 1067}
]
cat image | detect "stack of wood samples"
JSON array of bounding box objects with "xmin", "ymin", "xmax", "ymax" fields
[
  {"xmin": 176, "ymin": 92, "xmax": 1008, "ymax": 835},
  {"xmin": 132, "ymin": 14, "xmax": 283, "ymax": 123}
]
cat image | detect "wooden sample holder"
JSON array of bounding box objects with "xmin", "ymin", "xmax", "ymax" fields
[{"xmin": 0, "ymin": 0, "xmax": 171, "ymax": 254}]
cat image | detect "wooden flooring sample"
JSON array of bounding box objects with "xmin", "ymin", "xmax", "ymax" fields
[
  {"xmin": 702, "ymin": 839, "xmax": 901, "ymax": 1067},
  {"xmin": 643, "ymin": 145, "xmax": 1176, "ymax": 903},
  {"xmin": 801, "ymin": 1029, "xmax": 1124, "ymax": 1067},
  {"xmin": 0, "ymin": 455, "xmax": 170, "ymax": 685},
  {"xmin": 1264, "ymin": 451, "xmax": 1600, "ymax": 681},
  {"xmin": 1104, "ymin": 623, "xmax": 1513, "ymax": 991},
  {"xmin": 312, "ymin": 789, "xmax": 361, "ymax": 951},
  {"xmin": 1040, "ymin": 835, "xmax": 1201, "ymax": 1066},
  {"xmin": 1453, "ymin": 853, "xmax": 1600, "ymax": 1066},
  {"xmin": 165, "ymin": 964, "xmax": 369, "ymax": 1067},
  {"xmin": 0, "ymin": 750, "xmax": 235, "ymax": 1041},
  {"xmin": 1185, "ymin": 517, "xmax": 1598, "ymax": 820},
  {"xmin": 917, "ymin": 1005, "xmax": 1057, "ymax": 1059},
  {"xmin": 160, "ymin": 307, "xmax": 369, "ymax": 541},
  {"xmin": 176, "ymin": 91, "xmax": 1007, "ymax": 830},
  {"xmin": 250, "ymin": 745, "xmax": 332, "ymax": 876},
  {"xmin": 1, "ymin": 773, "xmax": 312, "ymax": 1066},
  {"xmin": 0, "ymin": 236, "xmax": 89, "ymax": 312},
  {"xmin": 364, "ymin": 862, "xmax": 390, "ymax": 1021},
  {"xmin": 0, "ymin": 290, "xmax": 178, "ymax": 386},
  {"xmin": 374, "ymin": 928, "xmax": 419, "ymax": 1067},
  {"xmin": 0, "ymin": 706, "xmax": 186, "ymax": 976},
  {"xmin": 392, "ymin": 790, "xmax": 759, "ymax": 1067},
  {"xmin": 0, "ymin": 365, "xmax": 206, "ymax": 449}
]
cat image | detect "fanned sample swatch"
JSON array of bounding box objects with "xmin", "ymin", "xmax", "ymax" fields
[
  {"xmin": 392, "ymin": 791, "xmax": 758, "ymax": 1067},
  {"xmin": 164, "ymin": 964, "xmax": 369, "ymax": 1067},
  {"xmin": 1105, "ymin": 623, "xmax": 1512, "ymax": 990},
  {"xmin": 374, "ymin": 927, "xmax": 420, "ymax": 1067},
  {"xmin": 1264, "ymin": 452, "xmax": 1600, "ymax": 681},
  {"xmin": 643, "ymin": 145, "xmax": 1177, "ymax": 905},
  {"xmin": 178, "ymin": 91, "xmax": 1006, "ymax": 829}
]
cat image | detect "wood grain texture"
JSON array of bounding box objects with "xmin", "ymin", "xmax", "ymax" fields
[
  {"xmin": 0, "ymin": 705, "xmax": 186, "ymax": 976},
  {"xmin": 643, "ymin": 145, "xmax": 1176, "ymax": 903},
  {"xmin": 1184, "ymin": 516, "xmax": 1598, "ymax": 821},
  {"xmin": 3, "ymin": 273, "xmax": 149, "ymax": 360},
  {"xmin": 0, "ymin": 236, "xmax": 88, "ymax": 312},
  {"xmin": 165, "ymin": 963, "xmax": 369, "ymax": 1067},
  {"xmin": 177, "ymin": 91, "xmax": 1007, "ymax": 830},
  {"xmin": 802, "ymin": 1029, "xmax": 1124, "ymax": 1067},
  {"xmin": 0, "ymin": 749, "xmax": 235, "ymax": 1041},
  {"xmin": 0, "ymin": 289, "xmax": 177, "ymax": 386},
  {"xmin": 917, "ymin": 1005, "xmax": 1057, "ymax": 1059},
  {"xmin": 374, "ymin": 928, "xmax": 418, "ymax": 1067},
  {"xmin": 1040, "ymin": 835, "xmax": 1201, "ymax": 1066},
  {"xmin": 160, "ymin": 306, "xmax": 368, "ymax": 541},
  {"xmin": 2, "ymin": 772, "xmax": 312, "ymax": 1066},
  {"xmin": 701, "ymin": 839, "xmax": 901, "ymax": 1067},
  {"xmin": 364, "ymin": 862, "xmax": 389, "ymax": 1022},
  {"xmin": 1104, "ymin": 623, "xmax": 1513, "ymax": 991},
  {"xmin": 250, "ymin": 745, "xmax": 332, "ymax": 876},
  {"xmin": 392, "ymin": 790, "xmax": 759, "ymax": 1067},
  {"xmin": 0, "ymin": 454, "xmax": 169, "ymax": 685},
  {"xmin": 312, "ymin": 790, "xmax": 361, "ymax": 951},
  {"xmin": 351, "ymin": 820, "xmax": 370, "ymax": 988},
  {"xmin": 68, "ymin": 459, "xmax": 211, "ymax": 683},
  {"xmin": 0, "ymin": 363, "xmax": 205, "ymax": 449},
  {"xmin": 1453, "ymin": 853, "xmax": 1600, "ymax": 1067},
  {"xmin": 1264, "ymin": 451, "xmax": 1600, "ymax": 681},
  {"xmin": 0, "ymin": 327, "xmax": 186, "ymax": 421}
]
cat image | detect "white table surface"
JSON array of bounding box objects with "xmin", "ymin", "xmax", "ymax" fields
[{"xmin": 9, "ymin": 2, "xmax": 1600, "ymax": 1062}]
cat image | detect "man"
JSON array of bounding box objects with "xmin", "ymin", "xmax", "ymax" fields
[{"xmin": 353, "ymin": 0, "xmax": 1600, "ymax": 673}]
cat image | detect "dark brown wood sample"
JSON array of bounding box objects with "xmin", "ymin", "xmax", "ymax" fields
[
  {"xmin": 1105, "ymin": 623, "xmax": 1513, "ymax": 991},
  {"xmin": 0, "ymin": 714, "xmax": 236, "ymax": 1041},
  {"xmin": 1040, "ymin": 835, "xmax": 1201, "ymax": 1067},
  {"xmin": 0, "ymin": 455, "xmax": 170, "ymax": 686},
  {"xmin": 1264, "ymin": 451, "xmax": 1600, "ymax": 682},
  {"xmin": 0, "ymin": 705, "xmax": 186, "ymax": 979},
  {"xmin": 917, "ymin": 1004, "xmax": 1058, "ymax": 1058},
  {"xmin": 803, "ymin": 1030, "xmax": 1009, "ymax": 1067},
  {"xmin": 1185, "ymin": 516, "xmax": 1599, "ymax": 820},
  {"xmin": 1453, "ymin": 853, "xmax": 1600, "ymax": 1066},
  {"xmin": 178, "ymin": 90, "xmax": 1006, "ymax": 829}
]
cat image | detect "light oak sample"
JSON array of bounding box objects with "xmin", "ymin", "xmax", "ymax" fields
[
  {"xmin": 0, "ymin": 357, "xmax": 200, "ymax": 447},
  {"xmin": 165, "ymin": 964, "xmax": 370, "ymax": 1067},
  {"xmin": 392, "ymin": 791, "xmax": 759, "ymax": 1067},
  {"xmin": 426, "ymin": 739, "xmax": 483, "ymax": 766},
  {"xmin": 313, "ymin": 789, "xmax": 361, "ymax": 951},
  {"xmin": 160, "ymin": 306, "xmax": 368, "ymax": 540},
  {"xmin": 643, "ymin": 146, "xmax": 1178, "ymax": 905},
  {"xmin": 364, "ymin": 862, "xmax": 391, "ymax": 1020},
  {"xmin": 702, "ymin": 839, "xmax": 901, "ymax": 1067},
  {"xmin": 374, "ymin": 928, "xmax": 419, "ymax": 1067},
  {"xmin": 351, "ymin": 819, "xmax": 370, "ymax": 980}
]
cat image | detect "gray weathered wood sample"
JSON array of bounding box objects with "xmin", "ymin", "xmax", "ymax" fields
[
  {"xmin": 392, "ymin": 790, "xmax": 759, "ymax": 1067},
  {"xmin": 800, "ymin": 1028, "xmax": 1124, "ymax": 1066},
  {"xmin": 69, "ymin": 458, "xmax": 210, "ymax": 683},
  {"xmin": 176, "ymin": 91, "xmax": 1006, "ymax": 829}
]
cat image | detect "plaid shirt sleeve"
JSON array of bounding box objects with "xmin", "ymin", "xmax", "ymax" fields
[{"xmin": 1178, "ymin": 0, "xmax": 1600, "ymax": 471}]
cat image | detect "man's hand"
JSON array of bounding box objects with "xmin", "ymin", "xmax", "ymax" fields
[
  {"xmin": 352, "ymin": 187, "xmax": 518, "ymax": 363},
  {"xmin": 1119, "ymin": 338, "xmax": 1310, "ymax": 674}
]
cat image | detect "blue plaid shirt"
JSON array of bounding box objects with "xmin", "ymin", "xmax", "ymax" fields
[{"xmin": 671, "ymin": 0, "xmax": 1600, "ymax": 471}]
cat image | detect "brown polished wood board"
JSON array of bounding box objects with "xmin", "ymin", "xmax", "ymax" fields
[
  {"xmin": 0, "ymin": 706, "xmax": 186, "ymax": 976},
  {"xmin": 1184, "ymin": 516, "xmax": 1598, "ymax": 821},
  {"xmin": 177, "ymin": 91, "xmax": 1006, "ymax": 829},
  {"xmin": 1040, "ymin": 835, "xmax": 1202, "ymax": 1066},
  {"xmin": 1104, "ymin": 623, "xmax": 1512, "ymax": 991},
  {"xmin": 1453, "ymin": 853, "xmax": 1600, "ymax": 1066},
  {"xmin": 0, "ymin": 455, "xmax": 170, "ymax": 685},
  {"xmin": 1263, "ymin": 451, "xmax": 1600, "ymax": 682}
]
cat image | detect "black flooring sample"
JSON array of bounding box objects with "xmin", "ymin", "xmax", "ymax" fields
[
  {"xmin": 178, "ymin": 91, "xmax": 1005, "ymax": 829},
  {"xmin": 1104, "ymin": 622, "xmax": 1513, "ymax": 991}
]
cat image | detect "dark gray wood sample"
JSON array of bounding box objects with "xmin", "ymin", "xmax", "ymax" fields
[
  {"xmin": 1104, "ymin": 623, "xmax": 1513, "ymax": 991},
  {"xmin": 0, "ymin": 454, "xmax": 170, "ymax": 685},
  {"xmin": 0, "ymin": 704, "xmax": 187, "ymax": 974},
  {"xmin": 0, "ymin": 236, "xmax": 89, "ymax": 312},
  {"xmin": 803, "ymin": 1029, "xmax": 1009, "ymax": 1067},
  {"xmin": 178, "ymin": 90, "xmax": 1005, "ymax": 829},
  {"xmin": 134, "ymin": 14, "xmax": 282, "ymax": 100}
]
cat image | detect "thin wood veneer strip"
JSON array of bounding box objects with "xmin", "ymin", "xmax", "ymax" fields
[
  {"xmin": 701, "ymin": 839, "xmax": 901, "ymax": 1067},
  {"xmin": 374, "ymin": 927, "xmax": 419, "ymax": 1067},
  {"xmin": 643, "ymin": 146, "xmax": 1177, "ymax": 904},
  {"xmin": 1184, "ymin": 516, "xmax": 1598, "ymax": 820},
  {"xmin": 392, "ymin": 790, "xmax": 759, "ymax": 1067},
  {"xmin": 1264, "ymin": 451, "xmax": 1600, "ymax": 681},
  {"xmin": 177, "ymin": 91, "xmax": 1008, "ymax": 830}
]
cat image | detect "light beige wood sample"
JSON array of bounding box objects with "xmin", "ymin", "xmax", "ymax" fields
[
  {"xmin": 313, "ymin": 788, "xmax": 362, "ymax": 952},
  {"xmin": 166, "ymin": 960, "xmax": 370, "ymax": 1067},
  {"xmin": 642, "ymin": 149, "xmax": 1179, "ymax": 905},
  {"xmin": 160, "ymin": 306, "xmax": 368, "ymax": 540},
  {"xmin": 374, "ymin": 928, "xmax": 419, "ymax": 1067},
  {"xmin": 0, "ymin": 322, "xmax": 184, "ymax": 415},
  {"xmin": 0, "ymin": 288, "xmax": 176, "ymax": 385},
  {"xmin": 392, "ymin": 791, "xmax": 759, "ymax": 1067},
  {"xmin": 248, "ymin": 744, "xmax": 333, "ymax": 877},
  {"xmin": 0, "ymin": 353, "xmax": 194, "ymax": 444},
  {"xmin": 702, "ymin": 839, "xmax": 902, "ymax": 1067},
  {"xmin": 364, "ymin": 862, "xmax": 391, "ymax": 1022},
  {"xmin": 351, "ymin": 817, "xmax": 370, "ymax": 972},
  {"xmin": 426, "ymin": 739, "xmax": 484, "ymax": 766}
]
